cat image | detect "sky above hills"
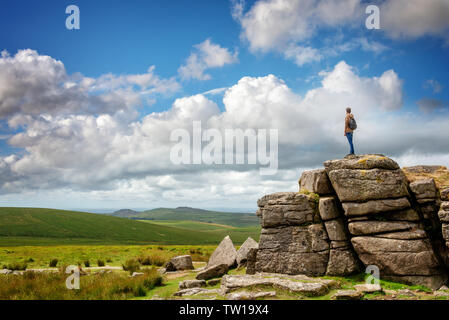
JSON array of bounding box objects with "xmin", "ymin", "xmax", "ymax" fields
[{"xmin": 0, "ymin": 0, "xmax": 448, "ymax": 210}]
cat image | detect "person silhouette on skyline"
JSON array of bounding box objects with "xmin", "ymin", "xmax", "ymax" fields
[{"xmin": 344, "ymin": 107, "xmax": 356, "ymax": 155}]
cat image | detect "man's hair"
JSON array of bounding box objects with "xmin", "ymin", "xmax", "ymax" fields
[{"xmin": 346, "ymin": 107, "xmax": 351, "ymax": 113}]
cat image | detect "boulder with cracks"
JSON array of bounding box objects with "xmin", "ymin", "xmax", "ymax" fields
[{"xmin": 253, "ymin": 154, "xmax": 449, "ymax": 290}]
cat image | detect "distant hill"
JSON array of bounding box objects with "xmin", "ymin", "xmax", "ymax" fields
[
  {"xmin": 110, "ymin": 207, "xmax": 259, "ymax": 227},
  {"xmin": 0, "ymin": 207, "xmax": 260, "ymax": 246},
  {"xmin": 112, "ymin": 209, "xmax": 139, "ymax": 217}
]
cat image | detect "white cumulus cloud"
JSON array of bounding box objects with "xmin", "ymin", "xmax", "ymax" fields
[
  {"xmin": 178, "ymin": 39, "xmax": 238, "ymax": 80},
  {"xmin": 1, "ymin": 51, "xmax": 449, "ymax": 209},
  {"xmin": 232, "ymin": 0, "xmax": 448, "ymax": 67},
  {"xmin": 0, "ymin": 49, "xmax": 180, "ymax": 119}
]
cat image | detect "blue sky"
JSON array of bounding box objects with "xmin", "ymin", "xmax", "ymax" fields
[
  {"xmin": 0, "ymin": 0, "xmax": 448, "ymax": 210},
  {"xmin": 2, "ymin": 0, "xmax": 447, "ymax": 113}
]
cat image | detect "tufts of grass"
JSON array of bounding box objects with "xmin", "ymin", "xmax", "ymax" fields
[
  {"xmin": 0, "ymin": 268, "xmax": 163, "ymax": 300},
  {"xmin": 122, "ymin": 259, "xmax": 140, "ymax": 275},
  {"xmin": 137, "ymin": 252, "xmax": 169, "ymax": 267},
  {"xmin": 97, "ymin": 259, "xmax": 105, "ymax": 267},
  {"xmin": 379, "ymin": 278, "xmax": 432, "ymax": 293},
  {"xmin": 49, "ymin": 259, "xmax": 58, "ymax": 267},
  {"xmin": 3, "ymin": 261, "xmax": 28, "ymax": 271},
  {"xmin": 298, "ymin": 189, "xmax": 320, "ymax": 204}
]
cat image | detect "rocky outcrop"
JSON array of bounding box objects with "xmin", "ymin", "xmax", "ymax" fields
[
  {"xmin": 405, "ymin": 166, "xmax": 449, "ymax": 271},
  {"xmin": 255, "ymin": 177, "xmax": 361, "ymax": 277},
  {"xmin": 245, "ymin": 248, "xmax": 258, "ymax": 275},
  {"xmin": 253, "ymin": 154, "xmax": 449, "ymax": 289}
]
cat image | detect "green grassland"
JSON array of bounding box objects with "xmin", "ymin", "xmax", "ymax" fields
[
  {"xmin": 110, "ymin": 207, "xmax": 259, "ymax": 227},
  {"xmin": 0, "ymin": 244, "xmax": 217, "ymax": 269},
  {"xmin": 0, "ymin": 267, "xmax": 164, "ymax": 300},
  {"xmin": 0, "ymin": 207, "xmax": 260, "ymax": 247},
  {"xmin": 143, "ymin": 220, "xmax": 238, "ymax": 231}
]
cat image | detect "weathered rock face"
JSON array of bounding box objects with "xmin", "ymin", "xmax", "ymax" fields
[
  {"xmin": 405, "ymin": 167, "xmax": 449, "ymax": 270},
  {"xmin": 441, "ymin": 189, "xmax": 449, "ymax": 201},
  {"xmin": 299, "ymin": 169, "xmax": 334, "ymax": 195},
  {"xmin": 253, "ymin": 154, "xmax": 449, "ymax": 289},
  {"xmin": 409, "ymin": 179, "xmax": 438, "ymax": 201},
  {"xmin": 255, "ymin": 190, "xmax": 361, "ymax": 277},
  {"xmin": 257, "ymin": 192, "xmax": 320, "ymax": 227},
  {"xmin": 326, "ymin": 155, "xmax": 447, "ymax": 289},
  {"xmin": 245, "ymin": 248, "xmax": 258, "ymax": 275},
  {"xmin": 327, "ymin": 169, "xmax": 409, "ymax": 202}
]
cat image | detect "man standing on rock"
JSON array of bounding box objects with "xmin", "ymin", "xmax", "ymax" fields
[{"xmin": 344, "ymin": 107, "xmax": 356, "ymax": 155}]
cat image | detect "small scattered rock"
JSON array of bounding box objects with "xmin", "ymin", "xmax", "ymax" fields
[
  {"xmin": 179, "ymin": 280, "xmax": 206, "ymax": 289},
  {"xmin": 397, "ymin": 289, "xmax": 416, "ymax": 297},
  {"xmin": 173, "ymin": 288, "xmax": 223, "ymax": 297},
  {"xmin": 384, "ymin": 289, "xmax": 396, "ymax": 295},
  {"xmin": 226, "ymin": 291, "xmax": 276, "ymax": 300},
  {"xmin": 434, "ymin": 291, "xmax": 449, "ymax": 297},
  {"xmin": 131, "ymin": 272, "xmax": 144, "ymax": 277},
  {"xmin": 354, "ymin": 284, "xmax": 382, "ymax": 293},
  {"xmin": 332, "ymin": 290, "xmax": 363, "ymax": 300},
  {"xmin": 165, "ymin": 255, "xmax": 194, "ymax": 271},
  {"xmin": 196, "ymin": 264, "xmax": 229, "ymax": 280},
  {"xmin": 207, "ymin": 279, "xmax": 221, "ymax": 286},
  {"xmin": 0, "ymin": 269, "xmax": 12, "ymax": 275}
]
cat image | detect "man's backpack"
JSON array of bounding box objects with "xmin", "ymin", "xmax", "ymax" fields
[{"xmin": 349, "ymin": 117, "xmax": 357, "ymax": 130}]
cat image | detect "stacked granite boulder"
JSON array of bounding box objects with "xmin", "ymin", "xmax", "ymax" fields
[
  {"xmin": 254, "ymin": 154, "xmax": 449, "ymax": 289},
  {"xmin": 300, "ymin": 168, "xmax": 361, "ymax": 276},
  {"xmin": 403, "ymin": 166, "xmax": 449, "ymax": 263},
  {"xmin": 255, "ymin": 192, "xmax": 328, "ymax": 276},
  {"xmin": 324, "ymin": 155, "xmax": 447, "ymax": 289},
  {"xmin": 254, "ymin": 169, "xmax": 361, "ymax": 277}
]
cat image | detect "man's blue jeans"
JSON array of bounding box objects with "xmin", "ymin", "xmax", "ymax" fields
[{"xmin": 346, "ymin": 132, "xmax": 354, "ymax": 154}]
